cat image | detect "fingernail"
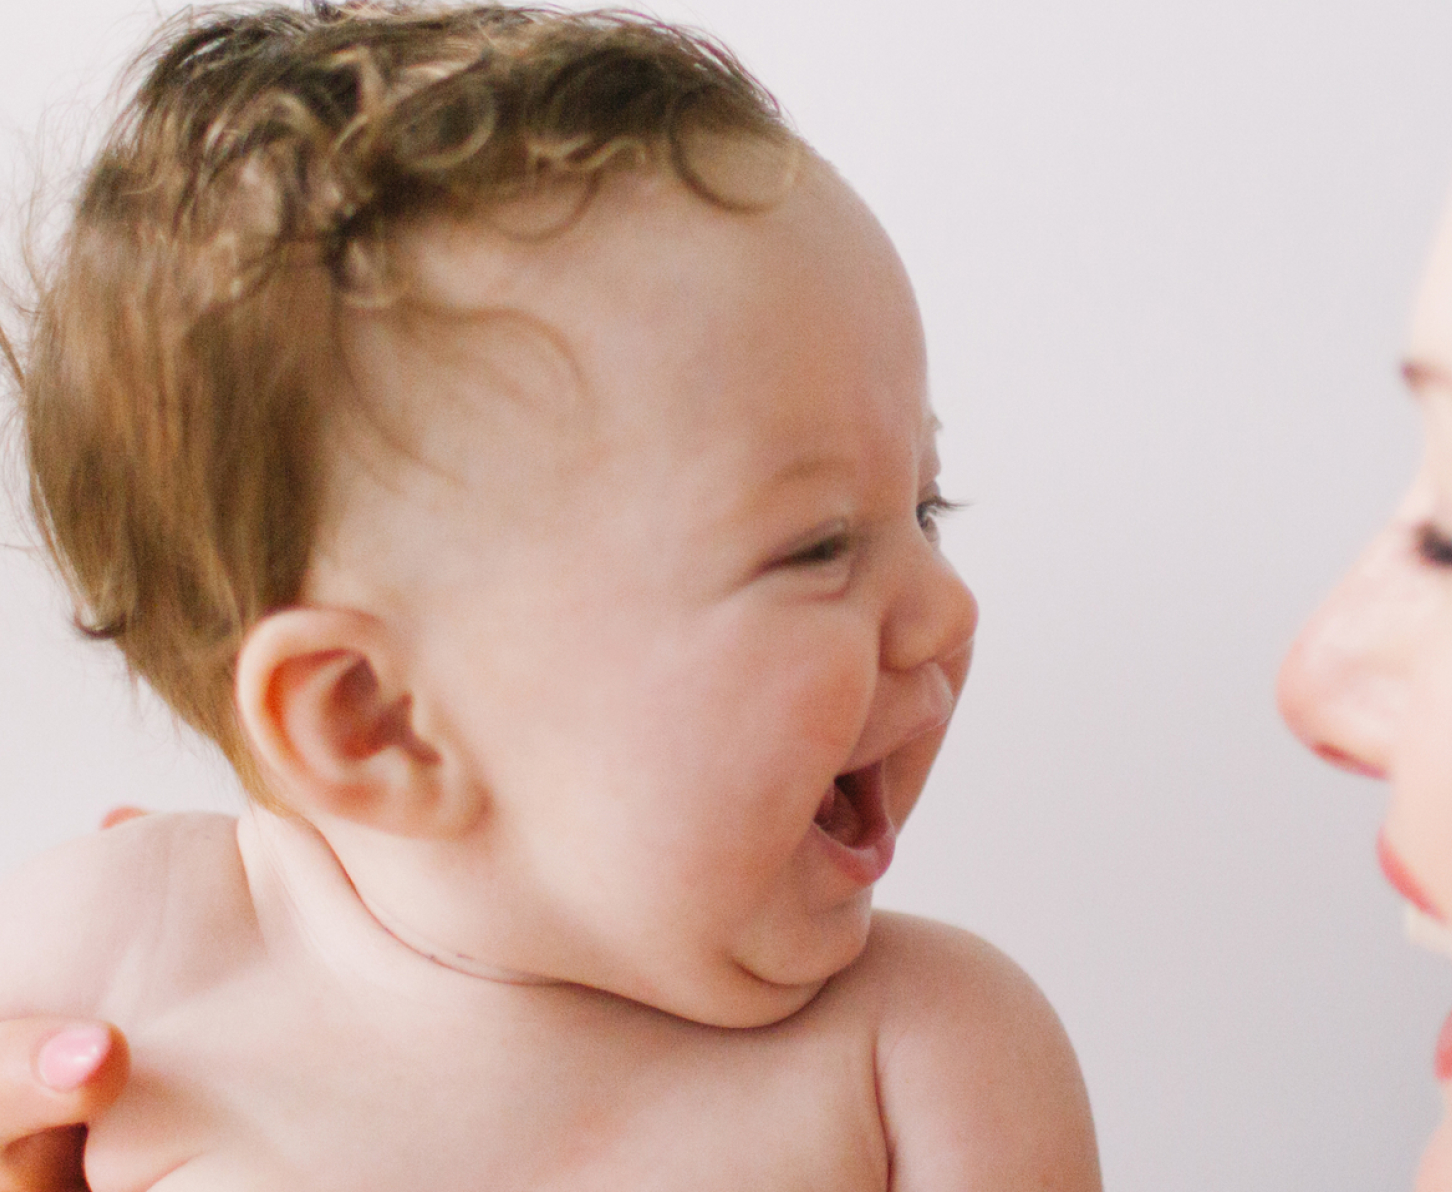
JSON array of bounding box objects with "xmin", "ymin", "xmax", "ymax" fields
[{"xmin": 37, "ymin": 1025, "xmax": 111, "ymax": 1092}]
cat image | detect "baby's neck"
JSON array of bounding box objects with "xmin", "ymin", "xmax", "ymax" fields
[
  {"xmin": 359, "ymin": 892, "xmax": 560, "ymax": 985},
  {"xmin": 239, "ymin": 805, "xmax": 562, "ymax": 995}
]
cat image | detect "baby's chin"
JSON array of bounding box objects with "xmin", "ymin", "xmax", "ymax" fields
[
  {"xmin": 661, "ymin": 975, "xmax": 830, "ymax": 1030},
  {"xmin": 667, "ymin": 892, "xmax": 875, "ymax": 1029}
]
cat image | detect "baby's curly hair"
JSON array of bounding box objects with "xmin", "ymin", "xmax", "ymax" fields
[{"xmin": 5, "ymin": 1, "xmax": 793, "ymax": 798}]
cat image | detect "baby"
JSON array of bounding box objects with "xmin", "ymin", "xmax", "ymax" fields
[{"xmin": 0, "ymin": 4, "xmax": 1100, "ymax": 1189}]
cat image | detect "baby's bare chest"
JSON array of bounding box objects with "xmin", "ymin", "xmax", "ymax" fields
[{"xmin": 86, "ymin": 963, "xmax": 889, "ymax": 1192}]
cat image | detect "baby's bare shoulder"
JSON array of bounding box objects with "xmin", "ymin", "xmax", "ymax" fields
[
  {"xmin": 0, "ymin": 812, "xmax": 253, "ymax": 1020},
  {"xmin": 824, "ymin": 912, "xmax": 1102, "ymax": 1192}
]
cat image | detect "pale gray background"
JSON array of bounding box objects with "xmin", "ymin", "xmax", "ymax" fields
[{"xmin": 1, "ymin": 2, "xmax": 1448, "ymax": 1189}]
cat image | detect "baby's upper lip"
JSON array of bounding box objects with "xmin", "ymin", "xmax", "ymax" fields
[
  {"xmin": 1379, "ymin": 832, "xmax": 1444, "ymax": 921},
  {"xmin": 838, "ymin": 666, "xmax": 957, "ymax": 777}
]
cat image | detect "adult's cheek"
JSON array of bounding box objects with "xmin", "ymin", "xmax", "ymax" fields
[{"xmin": 1416, "ymin": 1092, "xmax": 1452, "ymax": 1192}]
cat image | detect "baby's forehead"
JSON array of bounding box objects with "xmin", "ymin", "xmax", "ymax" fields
[
  {"xmin": 396, "ymin": 168, "xmax": 771, "ymax": 351},
  {"xmin": 400, "ymin": 131, "xmax": 808, "ymax": 304},
  {"xmin": 355, "ymin": 155, "xmax": 909, "ymax": 435}
]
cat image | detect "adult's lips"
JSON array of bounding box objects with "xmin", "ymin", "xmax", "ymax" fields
[{"xmin": 1380, "ymin": 832, "xmax": 1444, "ymax": 921}]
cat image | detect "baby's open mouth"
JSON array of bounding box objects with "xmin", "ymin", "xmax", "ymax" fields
[
  {"xmin": 814, "ymin": 764, "xmax": 888, "ymax": 849},
  {"xmin": 812, "ymin": 762, "xmax": 896, "ymax": 884}
]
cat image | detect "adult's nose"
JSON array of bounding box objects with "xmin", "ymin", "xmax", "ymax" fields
[{"xmin": 1277, "ymin": 524, "xmax": 1417, "ymax": 779}]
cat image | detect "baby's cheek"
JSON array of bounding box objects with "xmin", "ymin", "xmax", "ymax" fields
[
  {"xmin": 766, "ymin": 636, "xmax": 877, "ymax": 760},
  {"xmin": 689, "ymin": 603, "xmax": 874, "ymax": 749}
]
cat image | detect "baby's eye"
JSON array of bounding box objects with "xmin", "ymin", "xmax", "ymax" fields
[
  {"xmin": 915, "ymin": 494, "xmax": 962, "ymax": 541},
  {"xmin": 783, "ymin": 531, "xmax": 853, "ymax": 568},
  {"xmin": 1416, "ymin": 522, "xmax": 1452, "ymax": 568}
]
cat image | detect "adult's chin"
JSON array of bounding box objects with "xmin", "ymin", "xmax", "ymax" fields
[{"xmin": 1416, "ymin": 1097, "xmax": 1452, "ymax": 1192}]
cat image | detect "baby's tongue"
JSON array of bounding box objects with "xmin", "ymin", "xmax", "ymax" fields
[{"xmin": 815, "ymin": 780, "xmax": 864, "ymax": 844}]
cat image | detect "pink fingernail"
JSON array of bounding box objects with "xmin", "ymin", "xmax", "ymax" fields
[{"xmin": 37, "ymin": 1025, "xmax": 111, "ymax": 1091}]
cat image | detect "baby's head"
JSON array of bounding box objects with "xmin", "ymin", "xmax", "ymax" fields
[
  {"xmin": 15, "ymin": 2, "xmax": 977, "ymax": 1025},
  {"xmin": 18, "ymin": 0, "xmax": 789, "ymax": 791}
]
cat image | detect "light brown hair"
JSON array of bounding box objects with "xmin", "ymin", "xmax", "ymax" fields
[{"xmin": 5, "ymin": 0, "xmax": 793, "ymax": 799}]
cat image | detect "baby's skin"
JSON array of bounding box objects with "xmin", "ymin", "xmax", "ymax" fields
[{"xmin": 0, "ymin": 153, "xmax": 1100, "ymax": 1191}]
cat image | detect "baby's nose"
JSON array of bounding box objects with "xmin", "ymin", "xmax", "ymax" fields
[{"xmin": 881, "ymin": 547, "xmax": 978, "ymax": 677}]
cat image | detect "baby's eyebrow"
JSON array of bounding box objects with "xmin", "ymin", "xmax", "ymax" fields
[
  {"xmin": 920, "ymin": 412, "xmax": 944, "ymax": 466},
  {"xmin": 763, "ymin": 453, "xmax": 854, "ymax": 490}
]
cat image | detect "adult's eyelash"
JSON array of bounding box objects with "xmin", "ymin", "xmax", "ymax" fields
[{"xmin": 1417, "ymin": 522, "xmax": 1452, "ymax": 567}]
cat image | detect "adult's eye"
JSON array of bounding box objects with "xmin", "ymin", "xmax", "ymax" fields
[{"xmin": 1416, "ymin": 521, "xmax": 1452, "ymax": 568}]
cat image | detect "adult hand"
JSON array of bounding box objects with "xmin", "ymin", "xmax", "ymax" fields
[
  {"xmin": 1, "ymin": 812, "xmax": 139, "ymax": 1189},
  {"xmin": 97, "ymin": 808, "xmax": 147, "ymax": 831},
  {"xmin": 0, "ymin": 1018, "xmax": 127, "ymax": 1191}
]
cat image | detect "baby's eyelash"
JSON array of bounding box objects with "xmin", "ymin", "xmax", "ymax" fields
[
  {"xmin": 784, "ymin": 531, "xmax": 853, "ymax": 567},
  {"xmin": 777, "ymin": 497, "xmax": 963, "ymax": 569},
  {"xmin": 916, "ymin": 495, "xmax": 964, "ymax": 537},
  {"xmin": 1417, "ymin": 522, "xmax": 1452, "ymax": 568}
]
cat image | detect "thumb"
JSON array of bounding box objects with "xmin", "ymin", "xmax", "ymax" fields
[{"xmin": 0, "ymin": 1019, "xmax": 128, "ymax": 1189}]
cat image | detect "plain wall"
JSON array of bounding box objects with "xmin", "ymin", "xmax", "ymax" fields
[{"xmin": 2, "ymin": 2, "xmax": 1449, "ymax": 1189}]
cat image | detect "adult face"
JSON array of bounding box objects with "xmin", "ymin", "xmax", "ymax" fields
[{"xmin": 1279, "ymin": 200, "xmax": 1452, "ymax": 1191}]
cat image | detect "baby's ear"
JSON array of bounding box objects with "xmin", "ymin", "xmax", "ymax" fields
[{"xmin": 235, "ymin": 608, "xmax": 447, "ymax": 836}]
